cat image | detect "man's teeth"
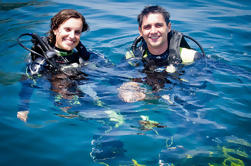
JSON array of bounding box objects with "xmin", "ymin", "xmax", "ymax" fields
[{"xmin": 151, "ymin": 36, "xmax": 159, "ymax": 39}]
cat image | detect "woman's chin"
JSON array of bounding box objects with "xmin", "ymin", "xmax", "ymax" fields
[{"xmin": 62, "ymin": 45, "xmax": 74, "ymax": 51}]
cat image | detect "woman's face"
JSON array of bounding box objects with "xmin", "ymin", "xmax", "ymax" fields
[{"xmin": 53, "ymin": 18, "xmax": 83, "ymax": 51}]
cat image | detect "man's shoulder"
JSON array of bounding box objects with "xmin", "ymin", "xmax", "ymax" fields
[{"xmin": 180, "ymin": 47, "xmax": 201, "ymax": 65}]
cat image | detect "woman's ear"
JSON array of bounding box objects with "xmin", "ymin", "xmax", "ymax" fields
[{"xmin": 53, "ymin": 29, "xmax": 58, "ymax": 36}]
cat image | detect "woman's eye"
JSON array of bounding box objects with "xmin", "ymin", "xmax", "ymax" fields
[{"xmin": 65, "ymin": 28, "xmax": 71, "ymax": 32}]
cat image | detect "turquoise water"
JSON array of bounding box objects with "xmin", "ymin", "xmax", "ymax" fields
[{"xmin": 0, "ymin": 0, "xmax": 251, "ymax": 165}]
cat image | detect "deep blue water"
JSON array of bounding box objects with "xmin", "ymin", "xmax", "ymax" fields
[{"xmin": 0, "ymin": 0, "xmax": 251, "ymax": 165}]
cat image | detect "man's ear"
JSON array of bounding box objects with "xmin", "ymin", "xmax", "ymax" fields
[
  {"xmin": 168, "ymin": 22, "xmax": 171, "ymax": 33},
  {"xmin": 138, "ymin": 26, "xmax": 143, "ymax": 36}
]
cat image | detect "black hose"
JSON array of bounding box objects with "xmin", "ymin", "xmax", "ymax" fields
[
  {"xmin": 183, "ymin": 34, "xmax": 206, "ymax": 57},
  {"xmin": 131, "ymin": 36, "xmax": 143, "ymax": 53},
  {"xmin": 17, "ymin": 33, "xmax": 58, "ymax": 69},
  {"xmin": 17, "ymin": 33, "xmax": 45, "ymax": 58}
]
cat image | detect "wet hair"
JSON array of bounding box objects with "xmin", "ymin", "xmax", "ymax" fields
[
  {"xmin": 137, "ymin": 5, "xmax": 170, "ymax": 28},
  {"xmin": 48, "ymin": 9, "xmax": 89, "ymax": 45}
]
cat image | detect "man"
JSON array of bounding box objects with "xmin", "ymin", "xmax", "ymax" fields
[{"xmin": 118, "ymin": 5, "xmax": 203, "ymax": 103}]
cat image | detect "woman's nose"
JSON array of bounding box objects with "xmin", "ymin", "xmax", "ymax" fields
[{"xmin": 69, "ymin": 31, "xmax": 75, "ymax": 38}]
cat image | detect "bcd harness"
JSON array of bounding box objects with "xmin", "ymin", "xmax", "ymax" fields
[
  {"xmin": 17, "ymin": 33, "xmax": 90, "ymax": 76},
  {"xmin": 129, "ymin": 30, "xmax": 205, "ymax": 70}
]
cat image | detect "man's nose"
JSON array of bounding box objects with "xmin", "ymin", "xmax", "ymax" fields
[{"xmin": 150, "ymin": 26, "xmax": 157, "ymax": 33}]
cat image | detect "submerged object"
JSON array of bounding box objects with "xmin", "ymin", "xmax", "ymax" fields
[{"xmin": 118, "ymin": 82, "xmax": 146, "ymax": 103}]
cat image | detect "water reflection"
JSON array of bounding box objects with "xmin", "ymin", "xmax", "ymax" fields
[{"xmin": 0, "ymin": 1, "xmax": 47, "ymax": 11}]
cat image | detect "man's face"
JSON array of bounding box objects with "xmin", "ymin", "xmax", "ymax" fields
[
  {"xmin": 53, "ymin": 18, "xmax": 83, "ymax": 51},
  {"xmin": 139, "ymin": 13, "xmax": 171, "ymax": 53}
]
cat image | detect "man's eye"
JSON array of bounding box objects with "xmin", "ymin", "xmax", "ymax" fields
[
  {"xmin": 155, "ymin": 23, "xmax": 163, "ymax": 28},
  {"xmin": 143, "ymin": 25, "xmax": 151, "ymax": 30},
  {"xmin": 75, "ymin": 31, "xmax": 81, "ymax": 35}
]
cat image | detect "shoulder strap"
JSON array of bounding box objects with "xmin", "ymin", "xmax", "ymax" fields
[
  {"xmin": 131, "ymin": 36, "xmax": 146, "ymax": 58},
  {"xmin": 131, "ymin": 30, "xmax": 185, "ymax": 64},
  {"xmin": 30, "ymin": 35, "xmax": 54, "ymax": 60},
  {"xmin": 168, "ymin": 30, "xmax": 184, "ymax": 64},
  {"xmin": 183, "ymin": 34, "xmax": 206, "ymax": 57},
  {"xmin": 76, "ymin": 41, "xmax": 90, "ymax": 61}
]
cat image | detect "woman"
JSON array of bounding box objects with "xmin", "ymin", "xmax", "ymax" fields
[
  {"xmin": 28, "ymin": 9, "xmax": 90, "ymax": 77},
  {"xmin": 17, "ymin": 9, "xmax": 90, "ymax": 122}
]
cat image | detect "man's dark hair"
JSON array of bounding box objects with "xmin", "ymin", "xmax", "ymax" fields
[{"xmin": 137, "ymin": 6, "xmax": 170, "ymax": 28}]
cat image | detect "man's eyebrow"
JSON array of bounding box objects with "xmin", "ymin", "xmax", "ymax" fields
[{"xmin": 143, "ymin": 24, "xmax": 151, "ymax": 27}]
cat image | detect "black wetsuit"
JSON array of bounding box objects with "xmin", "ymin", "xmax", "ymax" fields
[
  {"xmin": 126, "ymin": 30, "xmax": 191, "ymax": 91},
  {"xmin": 27, "ymin": 37, "xmax": 90, "ymax": 77},
  {"xmin": 19, "ymin": 37, "xmax": 90, "ymax": 111}
]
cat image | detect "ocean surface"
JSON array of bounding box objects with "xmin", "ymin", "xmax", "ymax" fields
[{"xmin": 0, "ymin": 0, "xmax": 250, "ymax": 165}]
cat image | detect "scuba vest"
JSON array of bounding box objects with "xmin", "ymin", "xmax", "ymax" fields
[
  {"xmin": 129, "ymin": 30, "xmax": 205, "ymax": 72},
  {"xmin": 131, "ymin": 30, "xmax": 190, "ymax": 69},
  {"xmin": 18, "ymin": 33, "xmax": 90, "ymax": 76},
  {"xmin": 30, "ymin": 35, "xmax": 90, "ymax": 64}
]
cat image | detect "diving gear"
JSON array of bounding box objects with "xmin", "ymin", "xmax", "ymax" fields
[
  {"xmin": 180, "ymin": 47, "xmax": 198, "ymax": 64},
  {"xmin": 27, "ymin": 57, "xmax": 46, "ymax": 76},
  {"xmin": 131, "ymin": 30, "xmax": 205, "ymax": 60},
  {"xmin": 127, "ymin": 30, "xmax": 205, "ymax": 71},
  {"xmin": 60, "ymin": 63, "xmax": 81, "ymax": 76},
  {"xmin": 18, "ymin": 33, "xmax": 59, "ymax": 69},
  {"xmin": 165, "ymin": 64, "xmax": 176, "ymax": 73},
  {"xmin": 183, "ymin": 34, "xmax": 205, "ymax": 57},
  {"xmin": 18, "ymin": 33, "xmax": 90, "ymax": 77},
  {"xmin": 76, "ymin": 41, "xmax": 90, "ymax": 61}
]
